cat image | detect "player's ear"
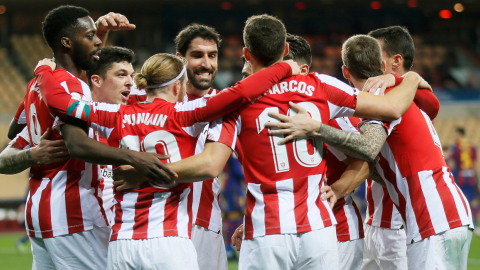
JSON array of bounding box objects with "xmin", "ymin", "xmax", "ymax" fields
[
  {"xmin": 283, "ymin": 43, "xmax": 290, "ymax": 57},
  {"xmin": 243, "ymin": 48, "xmax": 251, "ymax": 62},
  {"xmin": 382, "ymin": 60, "xmax": 387, "ymax": 73},
  {"xmin": 393, "ymin": 54, "xmax": 403, "ymax": 70},
  {"xmin": 61, "ymin": 37, "xmax": 72, "ymax": 49},
  {"xmin": 176, "ymin": 52, "xmax": 184, "ymax": 58},
  {"xmin": 172, "ymin": 80, "xmax": 180, "ymax": 97},
  {"xmin": 342, "ymin": 65, "xmax": 350, "ymax": 80},
  {"xmin": 300, "ymin": 64, "xmax": 309, "ymax": 75},
  {"xmin": 90, "ymin": 75, "xmax": 102, "ymax": 88}
]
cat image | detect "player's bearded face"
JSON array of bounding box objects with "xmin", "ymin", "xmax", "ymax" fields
[
  {"xmin": 73, "ymin": 41, "xmax": 100, "ymax": 71},
  {"xmin": 186, "ymin": 65, "xmax": 217, "ymax": 90}
]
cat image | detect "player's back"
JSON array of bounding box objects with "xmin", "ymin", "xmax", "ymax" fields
[
  {"xmin": 94, "ymin": 98, "xmax": 211, "ymax": 240},
  {"xmin": 23, "ymin": 69, "xmax": 104, "ymax": 239},
  {"xmin": 235, "ymin": 72, "xmax": 358, "ymax": 239},
  {"xmin": 373, "ymin": 90, "xmax": 472, "ymax": 242}
]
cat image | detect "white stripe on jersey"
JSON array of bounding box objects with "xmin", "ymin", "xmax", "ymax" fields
[
  {"xmin": 419, "ymin": 170, "xmax": 450, "ymax": 233},
  {"xmin": 50, "ymin": 171, "xmax": 68, "ymax": 236},
  {"xmin": 176, "ymin": 188, "xmax": 190, "ymax": 237},
  {"xmin": 344, "ymin": 195, "xmax": 360, "ymax": 239},
  {"xmin": 147, "ymin": 192, "xmax": 168, "ymax": 237},
  {"xmin": 441, "ymin": 167, "xmax": 471, "ymax": 227},
  {"xmin": 276, "ymin": 179, "xmax": 296, "ymax": 234},
  {"xmin": 248, "ymin": 183, "xmax": 266, "ymax": 238},
  {"xmin": 117, "ymin": 192, "xmax": 139, "ymax": 239},
  {"xmin": 31, "ymin": 179, "xmax": 50, "ymax": 238},
  {"xmin": 307, "ymin": 174, "xmax": 325, "ymax": 231}
]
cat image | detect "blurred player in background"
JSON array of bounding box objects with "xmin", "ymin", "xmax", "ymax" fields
[
  {"xmin": 174, "ymin": 23, "xmax": 229, "ymax": 270},
  {"xmin": 449, "ymin": 127, "xmax": 479, "ymax": 234}
]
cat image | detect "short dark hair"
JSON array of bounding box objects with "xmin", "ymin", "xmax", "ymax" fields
[
  {"xmin": 456, "ymin": 127, "xmax": 465, "ymax": 136},
  {"xmin": 284, "ymin": 33, "xmax": 312, "ymax": 68},
  {"xmin": 243, "ymin": 14, "xmax": 286, "ymax": 66},
  {"xmin": 368, "ymin": 26, "xmax": 415, "ymax": 71},
  {"xmin": 86, "ymin": 46, "xmax": 135, "ymax": 86},
  {"xmin": 175, "ymin": 24, "xmax": 221, "ymax": 56},
  {"xmin": 342, "ymin": 35, "xmax": 384, "ymax": 80},
  {"xmin": 42, "ymin": 5, "xmax": 90, "ymax": 50}
]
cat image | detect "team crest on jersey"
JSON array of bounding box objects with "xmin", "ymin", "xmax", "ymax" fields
[{"xmin": 67, "ymin": 99, "xmax": 91, "ymax": 122}]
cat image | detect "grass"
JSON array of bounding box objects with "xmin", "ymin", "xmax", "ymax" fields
[{"xmin": 0, "ymin": 232, "xmax": 478, "ymax": 270}]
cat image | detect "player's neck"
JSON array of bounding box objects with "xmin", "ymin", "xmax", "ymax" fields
[
  {"xmin": 250, "ymin": 58, "xmax": 282, "ymax": 74},
  {"xmin": 351, "ymin": 77, "xmax": 368, "ymax": 91},
  {"xmin": 186, "ymin": 83, "xmax": 210, "ymax": 97},
  {"xmin": 393, "ymin": 68, "xmax": 407, "ymax": 77},
  {"xmin": 146, "ymin": 92, "xmax": 177, "ymax": 103},
  {"xmin": 54, "ymin": 53, "xmax": 82, "ymax": 78}
]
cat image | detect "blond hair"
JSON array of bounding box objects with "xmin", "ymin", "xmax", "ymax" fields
[{"xmin": 134, "ymin": 53, "xmax": 187, "ymax": 91}]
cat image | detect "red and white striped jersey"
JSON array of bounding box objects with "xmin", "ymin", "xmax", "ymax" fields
[
  {"xmin": 127, "ymin": 84, "xmax": 147, "ymax": 104},
  {"xmin": 325, "ymin": 117, "xmax": 364, "ymax": 242},
  {"xmin": 64, "ymin": 99, "xmax": 237, "ymax": 240},
  {"xmin": 228, "ymin": 73, "xmax": 360, "ymax": 239},
  {"xmin": 185, "ymin": 89, "xmax": 223, "ymax": 233},
  {"xmin": 21, "ymin": 69, "xmax": 107, "ymax": 238},
  {"xmin": 364, "ymin": 88, "xmax": 473, "ymax": 243},
  {"xmin": 14, "ymin": 96, "xmax": 26, "ymax": 124},
  {"xmin": 364, "ymin": 89, "xmax": 440, "ymax": 230}
]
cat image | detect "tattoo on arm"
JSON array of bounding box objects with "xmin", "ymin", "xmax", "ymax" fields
[
  {"xmin": 369, "ymin": 166, "xmax": 386, "ymax": 185},
  {"xmin": 317, "ymin": 123, "xmax": 387, "ymax": 162},
  {"xmin": 0, "ymin": 145, "xmax": 36, "ymax": 174}
]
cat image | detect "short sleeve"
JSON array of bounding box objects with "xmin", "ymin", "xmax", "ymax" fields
[
  {"xmin": 206, "ymin": 114, "xmax": 238, "ymax": 150},
  {"xmin": 14, "ymin": 99, "xmax": 26, "ymax": 124},
  {"xmin": 9, "ymin": 126, "xmax": 31, "ymax": 150}
]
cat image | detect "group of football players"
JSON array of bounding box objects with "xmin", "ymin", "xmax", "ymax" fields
[{"xmin": 0, "ymin": 4, "xmax": 473, "ymax": 270}]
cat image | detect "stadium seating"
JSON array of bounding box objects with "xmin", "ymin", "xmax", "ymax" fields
[{"xmin": 0, "ymin": 48, "xmax": 27, "ymax": 114}]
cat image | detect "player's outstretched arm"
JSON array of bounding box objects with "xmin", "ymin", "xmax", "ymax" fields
[
  {"xmin": 61, "ymin": 124, "xmax": 177, "ymax": 185},
  {"xmin": 177, "ymin": 61, "xmax": 298, "ymax": 126},
  {"xmin": 354, "ymin": 72, "xmax": 430, "ymax": 121},
  {"xmin": 266, "ymin": 102, "xmax": 387, "ymax": 162},
  {"xmin": 0, "ymin": 128, "xmax": 69, "ymax": 174}
]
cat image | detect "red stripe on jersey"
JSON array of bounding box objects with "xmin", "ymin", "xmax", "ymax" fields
[
  {"xmin": 434, "ymin": 169, "xmax": 462, "ymax": 229},
  {"xmin": 453, "ymin": 181, "xmax": 469, "ymax": 218},
  {"xmin": 111, "ymin": 193, "xmax": 125, "ymax": 241},
  {"xmin": 244, "ymin": 190, "xmax": 256, "ymax": 239},
  {"xmin": 406, "ymin": 172, "xmax": 435, "ymax": 239},
  {"xmin": 164, "ymin": 192, "xmax": 180, "ymax": 237},
  {"xmin": 378, "ymin": 156, "xmax": 408, "ymax": 223},
  {"xmin": 366, "ymin": 179, "xmax": 375, "ymax": 226},
  {"xmin": 352, "ymin": 199, "xmax": 364, "ymax": 238},
  {"xmin": 187, "ymin": 187, "xmax": 193, "ymax": 238},
  {"xmin": 379, "ymin": 191, "xmax": 394, "ymax": 228},
  {"xmin": 196, "ymin": 180, "xmax": 214, "ymax": 228},
  {"xmin": 65, "ymin": 171, "xmax": 84, "ymax": 234},
  {"xmin": 260, "ymin": 183, "xmax": 281, "ymax": 235},
  {"xmin": 39, "ymin": 181, "xmax": 53, "ymax": 238},
  {"xmin": 294, "ymin": 178, "xmax": 311, "ymax": 232},
  {"xmin": 132, "ymin": 193, "xmax": 155, "ymax": 239},
  {"xmin": 334, "ymin": 197, "xmax": 350, "ymax": 241}
]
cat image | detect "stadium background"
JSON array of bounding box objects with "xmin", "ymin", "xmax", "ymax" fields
[{"xmin": 0, "ymin": 0, "xmax": 479, "ymax": 269}]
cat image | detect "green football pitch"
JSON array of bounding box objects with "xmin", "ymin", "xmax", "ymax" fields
[{"xmin": 0, "ymin": 232, "xmax": 478, "ymax": 270}]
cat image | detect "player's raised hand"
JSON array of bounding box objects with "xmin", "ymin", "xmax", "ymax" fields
[
  {"xmin": 231, "ymin": 224, "xmax": 244, "ymax": 251},
  {"xmin": 320, "ymin": 185, "xmax": 337, "ymax": 209},
  {"xmin": 407, "ymin": 72, "xmax": 433, "ymax": 91},
  {"xmin": 31, "ymin": 128, "xmax": 70, "ymax": 164},
  {"xmin": 129, "ymin": 152, "xmax": 177, "ymax": 185},
  {"xmin": 96, "ymin": 12, "xmax": 136, "ymax": 33},
  {"xmin": 265, "ymin": 101, "xmax": 321, "ymax": 145},
  {"xmin": 34, "ymin": 58, "xmax": 56, "ymax": 73},
  {"xmin": 283, "ymin": 60, "xmax": 301, "ymax": 76},
  {"xmin": 362, "ymin": 73, "xmax": 396, "ymax": 95}
]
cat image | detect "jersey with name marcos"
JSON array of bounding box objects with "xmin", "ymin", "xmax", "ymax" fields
[
  {"xmin": 184, "ymin": 90, "xmax": 224, "ymax": 233},
  {"xmin": 22, "ymin": 69, "xmax": 106, "ymax": 238},
  {"xmin": 230, "ymin": 73, "xmax": 359, "ymax": 240},
  {"xmin": 365, "ymin": 88, "xmax": 473, "ymax": 243},
  {"xmin": 325, "ymin": 117, "xmax": 364, "ymax": 242},
  {"xmin": 75, "ymin": 99, "xmax": 237, "ymax": 240}
]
